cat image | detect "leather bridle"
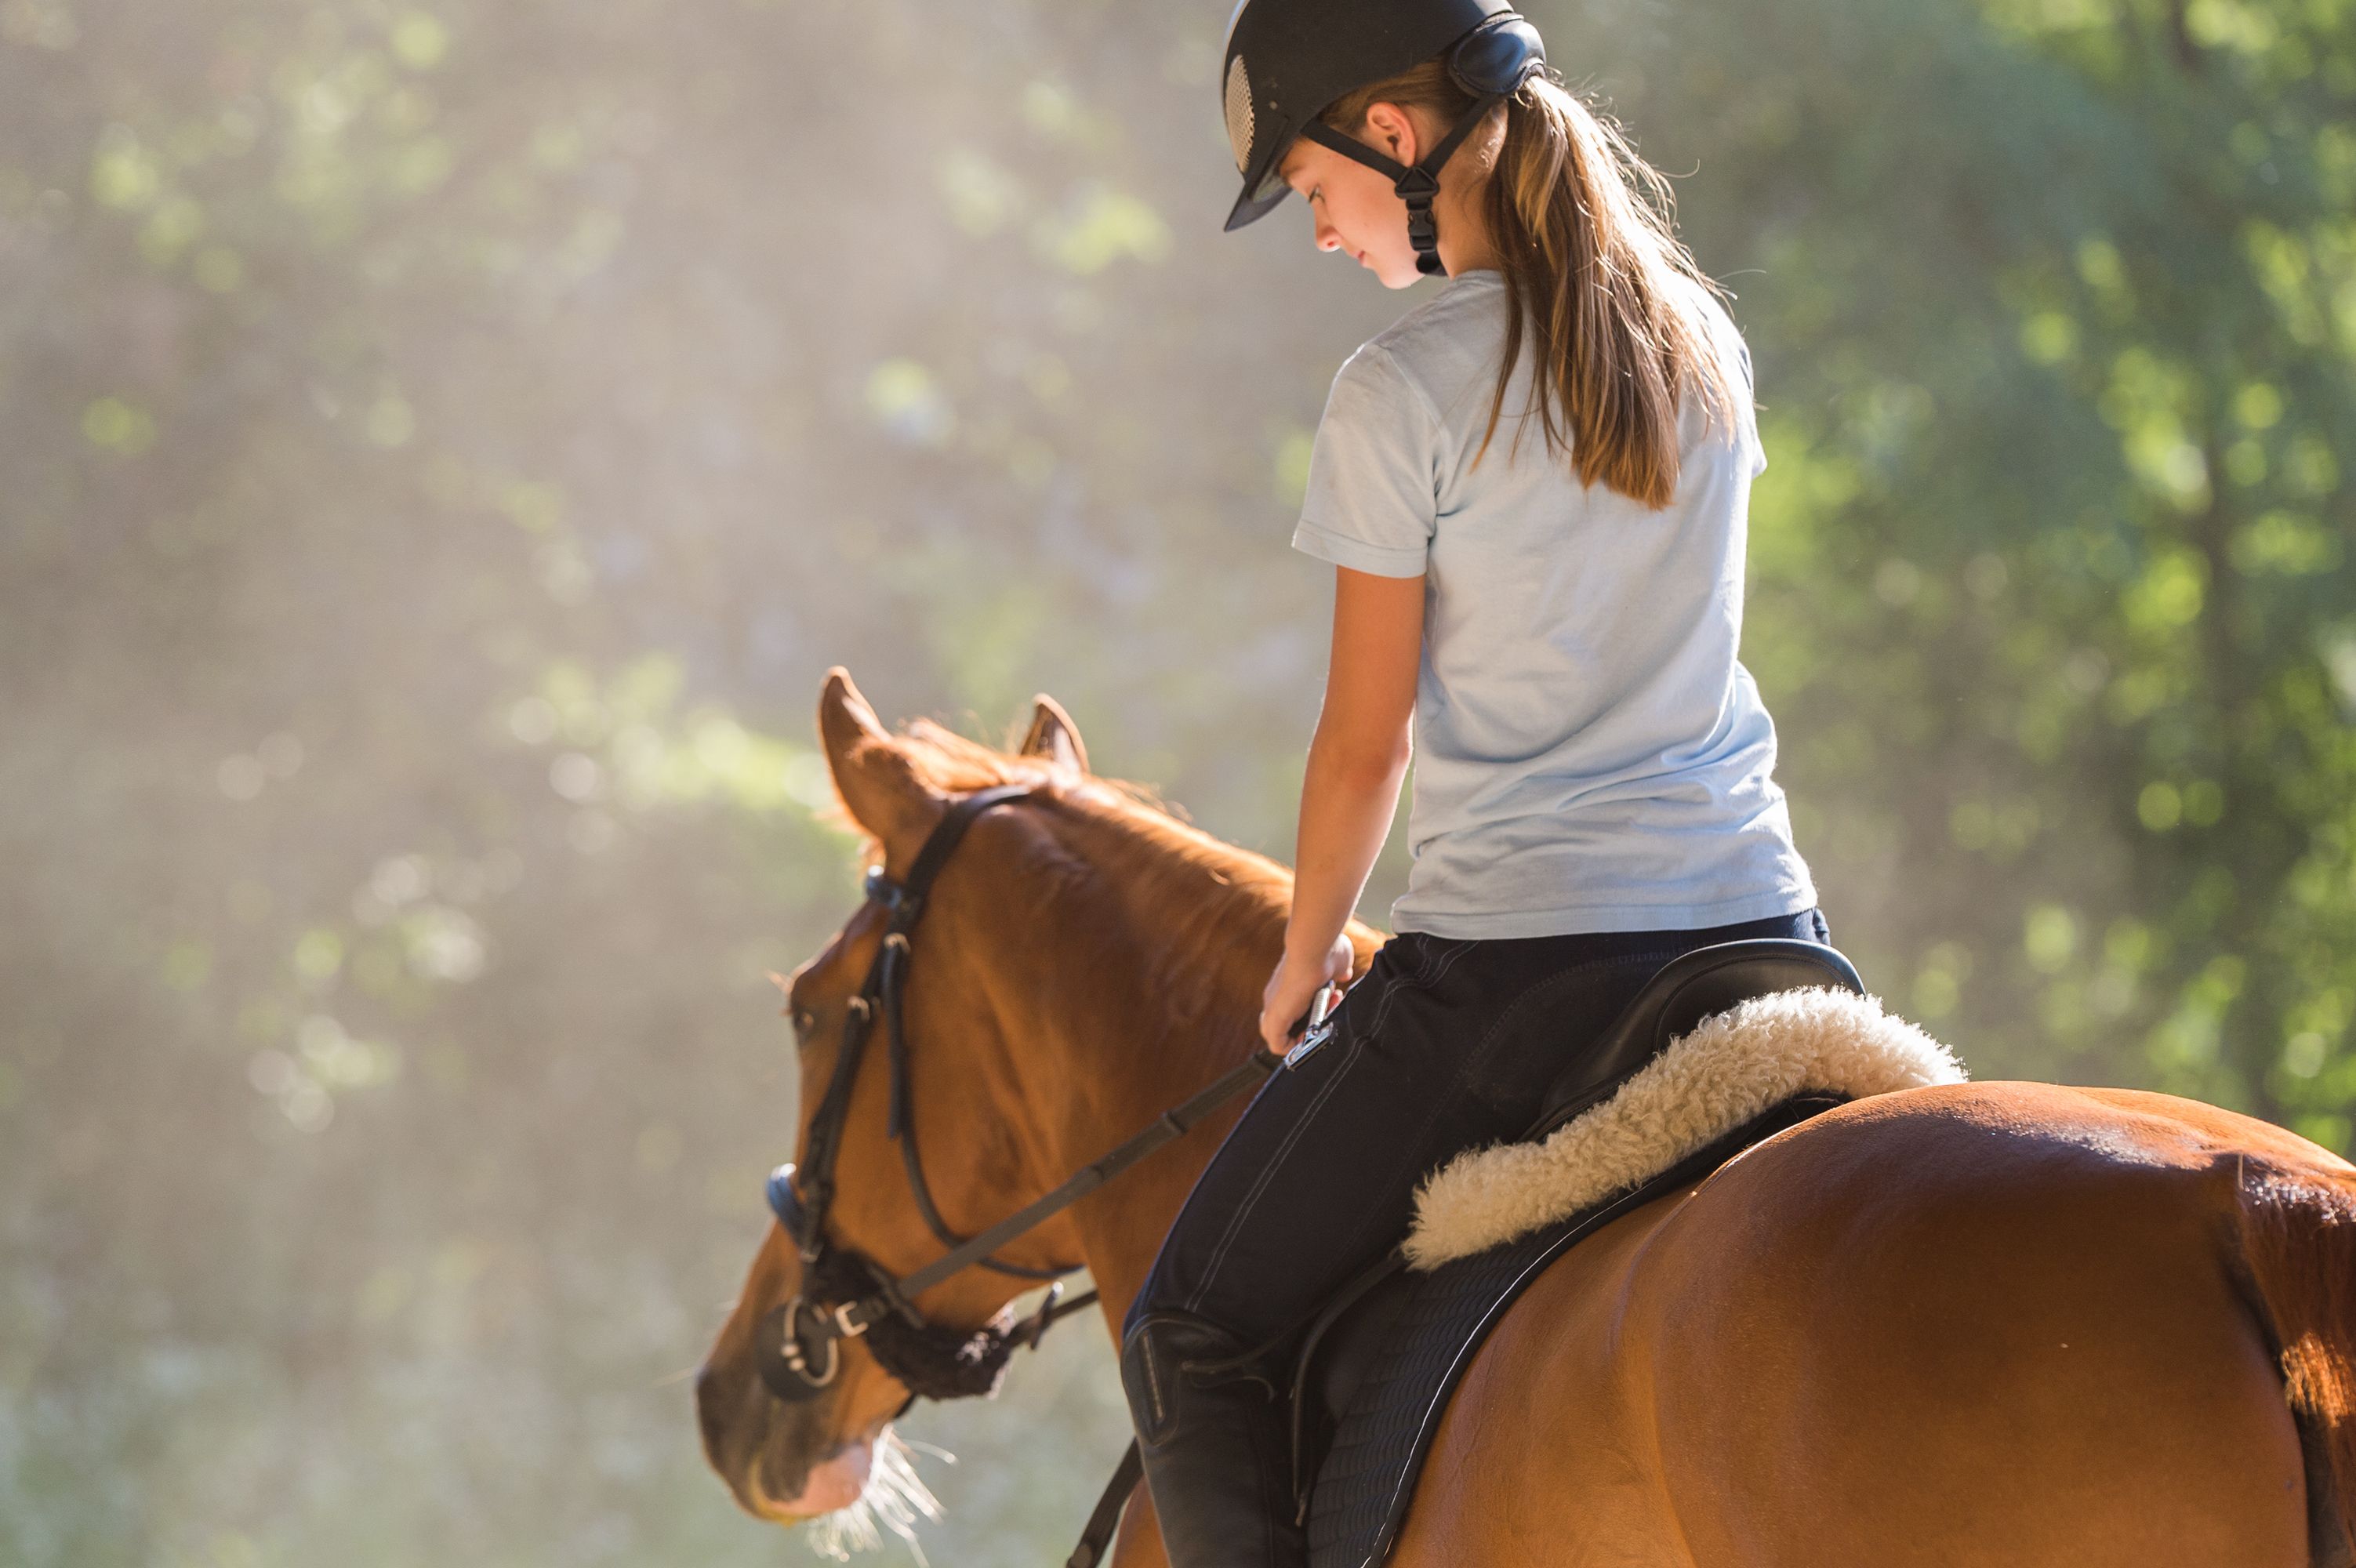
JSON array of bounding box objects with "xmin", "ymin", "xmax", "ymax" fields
[{"xmin": 756, "ymin": 785, "xmax": 1288, "ymax": 1406}]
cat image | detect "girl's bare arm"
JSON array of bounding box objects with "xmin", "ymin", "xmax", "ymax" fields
[{"xmin": 1259, "ymin": 565, "xmax": 1424, "ymax": 1048}]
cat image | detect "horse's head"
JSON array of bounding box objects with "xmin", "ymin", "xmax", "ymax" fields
[{"xmin": 695, "ymin": 668, "xmax": 1102, "ymax": 1534}]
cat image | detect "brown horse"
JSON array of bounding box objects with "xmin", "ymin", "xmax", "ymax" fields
[{"xmin": 697, "ymin": 670, "xmax": 2356, "ymax": 1567}]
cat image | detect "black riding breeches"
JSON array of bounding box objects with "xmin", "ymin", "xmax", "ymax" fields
[{"xmin": 1124, "ymin": 908, "xmax": 1831, "ymax": 1352}]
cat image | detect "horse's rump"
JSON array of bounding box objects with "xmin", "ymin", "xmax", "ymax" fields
[{"xmin": 1397, "ymin": 1082, "xmax": 2352, "ymax": 1568}]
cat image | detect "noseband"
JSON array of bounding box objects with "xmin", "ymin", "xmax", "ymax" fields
[{"xmin": 757, "ymin": 785, "xmax": 1287, "ymax": 1406}]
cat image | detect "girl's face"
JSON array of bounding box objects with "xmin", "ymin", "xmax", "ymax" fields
[{"xmin": 1278, "ymin": 104, "xmax": 1430, "ymax": 290}]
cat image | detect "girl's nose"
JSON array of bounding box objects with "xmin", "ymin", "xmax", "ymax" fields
[{"xmin": 1314, "ymin": 218, "xmax": 1341, "ymax": 253}]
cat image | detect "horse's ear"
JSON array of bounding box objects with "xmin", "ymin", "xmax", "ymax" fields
[
  {"xmin": 818, "ymin": 669, "xmax": 942, "ymax": 855},
  {"xmin": 1018, "ymin": 694, "xmax": 1089, "ymax": 777}
]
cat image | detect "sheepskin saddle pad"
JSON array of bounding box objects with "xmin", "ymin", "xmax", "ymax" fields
[{"xmin": 1291, "ymin": 982, "xmax": 1966, "ymax": 1568}]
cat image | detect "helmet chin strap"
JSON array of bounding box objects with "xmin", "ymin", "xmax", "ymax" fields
[{"xmin": 1298, "ymin": 96, "xmax": 1505, "ymax": 278}]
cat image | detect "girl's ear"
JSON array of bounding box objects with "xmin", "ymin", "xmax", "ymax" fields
[{"xmin": 1360, "ymin": 101, "xmax": 1421, "ymax": 165}]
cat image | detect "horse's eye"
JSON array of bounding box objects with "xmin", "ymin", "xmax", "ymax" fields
[{"xmin": 793, "ymin": 1008, "xmax": 816, "ymax": 1037}]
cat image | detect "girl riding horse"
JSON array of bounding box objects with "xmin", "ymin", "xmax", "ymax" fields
[{"xmin": 692, "ymin": 1, "xmax": 2356, "ymax": 1559}]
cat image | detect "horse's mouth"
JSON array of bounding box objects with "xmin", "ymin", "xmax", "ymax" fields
[
  {"xmin": 731, "ymin": 1421, "xmax": 949, "ymax": 1561},
  {"xmin": 747, "ymin": 1436, "xmax": 876, "ymax": 1521}
]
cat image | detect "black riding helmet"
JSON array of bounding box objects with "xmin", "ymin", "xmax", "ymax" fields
[{"xmin": 1221, "ymin": 0, "xmax": 1547, "ymax": 276}]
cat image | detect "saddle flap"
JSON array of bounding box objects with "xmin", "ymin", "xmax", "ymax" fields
[
  {"xmin": 1533, "ymin": 939, "xmax": 1864, "ymax": 1135},
  {"xmin": 1287, "ymin": 1254, "xmax": 1414, "ymax": 1520}
]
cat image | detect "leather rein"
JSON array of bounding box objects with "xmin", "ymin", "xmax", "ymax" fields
[{"xmin": 756, "ymin": 785, "xmax": 1287, "ymax": 1406}]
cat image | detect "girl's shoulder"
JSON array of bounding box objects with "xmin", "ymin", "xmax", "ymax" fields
[
  {"xmin": 1677, "ymin": 278, "xmax": 1755, "ymax": 393},
  {"xmin": 1338, "ymin": 273, "xmax": 1512, "ymax": 423},
  {"xmin": 1362, "ymin": 270, "xmax": 1508, "ymax": 360}
]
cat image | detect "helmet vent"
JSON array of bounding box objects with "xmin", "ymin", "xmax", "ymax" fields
[{"xmin": 1223, "ymin": 55, "xmax": 1255, "ymax": 173}]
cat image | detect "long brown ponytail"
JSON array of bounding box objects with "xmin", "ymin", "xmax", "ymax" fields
[{"xmin": 1319, "ymin": 67, "xmax": 1737, "ymax": 509}]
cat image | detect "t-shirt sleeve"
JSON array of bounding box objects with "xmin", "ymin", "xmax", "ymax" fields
[
  {"xmin": 1291, "ymin": 344, "xmax": 1438, "ymax": 579},
  {"xmin": 1733, "ymin": 328, "xmax": 1768, "ymax": 480}
]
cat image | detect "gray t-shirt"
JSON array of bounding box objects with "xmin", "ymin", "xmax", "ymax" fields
[{"xmin": 1293, "ymin": 269, "xmax": 1816, "ymax": 938}]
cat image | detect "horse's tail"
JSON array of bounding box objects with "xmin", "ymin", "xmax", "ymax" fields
[{"xmin": 2237, "ymin": 1160, "xmax": 2356, "ymax": 1566}]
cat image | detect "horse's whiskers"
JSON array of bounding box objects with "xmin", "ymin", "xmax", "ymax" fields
[{"xmin": 806, "ymin": 1428, "xmax": 949, "ymax": 1564}]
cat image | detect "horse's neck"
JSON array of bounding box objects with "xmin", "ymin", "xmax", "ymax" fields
[{"xmin": 1004, "ymin": 797, "xmax": 1293, "ymax": 1324}]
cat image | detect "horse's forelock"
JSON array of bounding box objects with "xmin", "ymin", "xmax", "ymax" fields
[{"xmin": 898, "ymin": 719, "xmax": 1029, "ymax": 790}]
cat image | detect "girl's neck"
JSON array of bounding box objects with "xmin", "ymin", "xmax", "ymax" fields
[
  {"xmin": 1433, "ymin": 115, "xmax": 1505, "ymax": 278},
  {"xmin": 1439, "ymin": 223, "xmax": 1499, "ymax": 278}
]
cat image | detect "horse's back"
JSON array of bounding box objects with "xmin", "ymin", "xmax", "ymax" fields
[{"xmin": 1393, "ymin": 1081, "xmax": 2336, "ymax": 1568}]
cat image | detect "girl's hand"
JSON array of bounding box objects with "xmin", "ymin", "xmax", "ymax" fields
[{"xmin": 1259, "ymin": 933, "xmax": 1356, "ymax": 1054}]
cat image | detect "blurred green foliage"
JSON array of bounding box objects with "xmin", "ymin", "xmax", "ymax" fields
[{"xmin": 2, "ymin": 0, "xmax": 2351, "ymax": 1563}]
